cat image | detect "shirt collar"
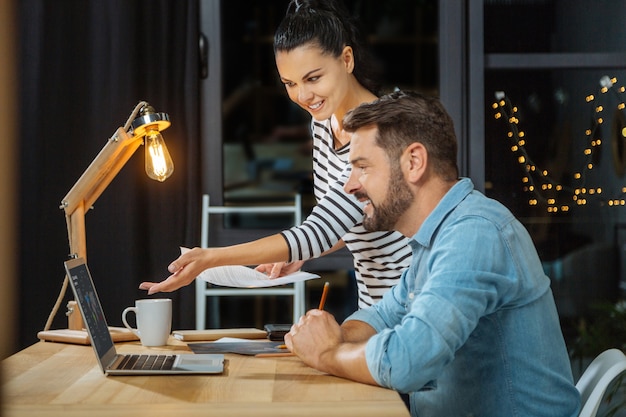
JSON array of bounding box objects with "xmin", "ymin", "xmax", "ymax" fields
[{"xmin": 410, "ymin": 177, "xmax": 474, "ymax": 248}]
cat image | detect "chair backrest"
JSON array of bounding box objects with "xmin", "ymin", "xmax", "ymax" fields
[
  {"xmin": 201, "ymin": 193, "xmax": 302, "ymax": 249},
  {"xmin": 196, "ymin": 193, "xmax": 303, "ymax": 329},
  {"xmin": 576, "ymin": 348, "xmax": 626, "ymax": 417}
]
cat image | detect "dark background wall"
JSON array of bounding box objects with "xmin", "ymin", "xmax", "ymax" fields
[{"xmin": 17, "ymin": 0, "xmax": 201, "ymax": 352}]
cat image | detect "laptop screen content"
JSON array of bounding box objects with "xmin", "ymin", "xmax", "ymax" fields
[{"xmin": 67, "ymin": 261, "xmax": 115, "ymax": 359}]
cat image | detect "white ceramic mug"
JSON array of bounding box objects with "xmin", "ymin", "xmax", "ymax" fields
[{"xmin": 122, "ymin": 298, "xmax": 172, "ymax": 346}]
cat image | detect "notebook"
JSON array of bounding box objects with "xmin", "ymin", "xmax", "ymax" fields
[{"xmin": 64, "ymin": 257, "xmax": 224, "ymax": 375}]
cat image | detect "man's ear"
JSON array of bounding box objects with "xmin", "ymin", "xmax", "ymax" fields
[{"xmin": 404, "ymin": 143, "xmax": 427, "ymax": 182}]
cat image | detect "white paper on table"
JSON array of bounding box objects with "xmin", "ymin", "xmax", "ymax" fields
[
  {"xmin": 180, "ymin": 247, "xmax": 320, "ymax": 288},
  {"xmin": 212, "ymin": 337, "xmax": 251, "ymax": 343}
]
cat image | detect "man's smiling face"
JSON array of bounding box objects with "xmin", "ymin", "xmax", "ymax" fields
[{"xmin": 346, "ymin": 126, "xmax": 413, "ymax": 232}]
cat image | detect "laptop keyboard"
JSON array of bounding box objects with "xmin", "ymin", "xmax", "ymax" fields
[{"xmin": 118, "ymin": 354, "xmax": 176, "ymax": 371}]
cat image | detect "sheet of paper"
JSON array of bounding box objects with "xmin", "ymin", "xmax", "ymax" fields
[
  {"xmin": 180, "ymin": 247, "xmax": 319, "ymax": 288},
  {"xmin": 212, "ymin": 337, "xmax": 253, "ymax": 343},
  {"xmin": 197, "ymin": 265, "xmax": 319, "ymax": 288}
]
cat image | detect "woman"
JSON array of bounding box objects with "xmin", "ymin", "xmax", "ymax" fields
[{"xmin": 140, "ymin": 0, "xmax": 411, "ymax": 308}]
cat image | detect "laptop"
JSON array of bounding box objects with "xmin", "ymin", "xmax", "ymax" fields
[{"xmin": 64, "ymin": 257, "xmax": 224, "ymax": 375}]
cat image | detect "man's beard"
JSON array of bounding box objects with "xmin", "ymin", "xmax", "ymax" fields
[{"xmin": 360, "ymin": 165, "xmax": 413, "ymax": 232}]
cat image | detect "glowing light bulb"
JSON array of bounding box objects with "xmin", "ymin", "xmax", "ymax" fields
[{"xmin": 144, "ymin": 128, "xmax": 174, "ymax": 182}]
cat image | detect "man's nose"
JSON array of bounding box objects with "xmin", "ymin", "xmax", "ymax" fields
[{"xmin": 344, "ymin": 168, "xmax": 361, "ymax": 195}]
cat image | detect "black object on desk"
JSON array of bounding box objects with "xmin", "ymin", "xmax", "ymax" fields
[{"xmin": 264, "ymin": 324, "xmax": 292, "ymax": 341}]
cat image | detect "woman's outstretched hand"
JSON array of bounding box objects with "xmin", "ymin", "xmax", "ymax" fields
[{"xmin": 139, "ymin": 247, "xmax": 211, "ymax": 295}]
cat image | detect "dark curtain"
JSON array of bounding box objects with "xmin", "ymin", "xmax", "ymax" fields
[{"xmin": 18, "ymin": 0, "xmax": 201, "ymax": 351}]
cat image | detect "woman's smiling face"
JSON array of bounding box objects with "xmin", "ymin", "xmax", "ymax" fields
[{"xmin": 275, "ymin": 43, "xmax": 354, "ymax": 121}]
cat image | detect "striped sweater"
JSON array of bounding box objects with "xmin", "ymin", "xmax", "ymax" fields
[{"xmin": 281, "ymin": 118, "xmax": 412, "ymax": 308}]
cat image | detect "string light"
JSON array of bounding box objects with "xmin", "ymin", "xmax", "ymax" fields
[{"xmin": 492, "ymin": 75, "xmax": 626, "ymax": 213}]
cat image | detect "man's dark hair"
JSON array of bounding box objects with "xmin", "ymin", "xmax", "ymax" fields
[{"xmin": 343, "ymin": 90, "xmax": 459, "ymax": 180}]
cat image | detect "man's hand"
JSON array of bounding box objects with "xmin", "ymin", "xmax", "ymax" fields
[
  {"xmin": 285, "ymin": 309, "xmax": 343, "ymax": 371},
  {"xmin": 285, "ymin": 310, "xmax": 378, "ymax": 386}
]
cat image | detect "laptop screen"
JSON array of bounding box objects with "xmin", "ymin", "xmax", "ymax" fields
[{"xmin": 65, "ymin": 258, "xmax": 116, "ymax": 362}]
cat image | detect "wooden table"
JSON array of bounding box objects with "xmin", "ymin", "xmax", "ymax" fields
[{"xmin": 2, "ymin": 338, "xmax": 410, "ymax": 417}]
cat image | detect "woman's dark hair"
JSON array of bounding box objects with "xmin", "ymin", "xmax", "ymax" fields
[{"xmin": 274, "ymin": 0, "xmax": 382, "ymax": 95}]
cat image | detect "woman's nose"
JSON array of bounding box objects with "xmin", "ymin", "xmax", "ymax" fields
[{"xmin": 298, "ymin": 85, "xmax": 313, "ymax": 103}]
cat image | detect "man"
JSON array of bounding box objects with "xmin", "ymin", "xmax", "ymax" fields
[{"xmin": 284, "ymin": 91, "xmax": 580, "ymax": 416}]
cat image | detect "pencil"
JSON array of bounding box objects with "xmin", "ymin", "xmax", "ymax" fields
[
  {"xmin": 318, "ymin": 281, "xmax": 330, "ymax": 310},
  {"xmin": 255, "ymin": 352, "xmax": 295, "ymax": 358}
]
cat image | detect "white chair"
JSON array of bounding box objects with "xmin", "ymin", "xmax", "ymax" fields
[
  {"xmin": 196, "ymin": 193, "xmax": 305, "ymax": 329},
  {"xmin": 576, "ymin": 348, "xmax": 626, "ymax": 417}
]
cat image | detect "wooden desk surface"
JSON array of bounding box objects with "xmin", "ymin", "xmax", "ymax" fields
[{"xmin": 2, "ymin": 339, "xmax": 410, "ymax": 417}]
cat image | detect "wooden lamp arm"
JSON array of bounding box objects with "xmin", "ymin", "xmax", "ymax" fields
[{"xmin": 61, "ymin": 127, "xmax": 143, "ymax": 260}]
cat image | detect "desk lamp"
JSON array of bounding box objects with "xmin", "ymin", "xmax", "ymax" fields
[{"xmin": 38, "ymin": 101, "xmax": 174, "ymax": 344}]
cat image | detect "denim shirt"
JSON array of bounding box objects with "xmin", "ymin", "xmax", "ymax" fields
[{"xmin": 346, "ymin": 178, "xmax": 580, "ymax": 417}]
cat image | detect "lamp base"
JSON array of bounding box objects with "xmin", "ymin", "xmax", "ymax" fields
[{"xmin": 37, "ymin": 327, "xmax": 139, "ymax": 345}]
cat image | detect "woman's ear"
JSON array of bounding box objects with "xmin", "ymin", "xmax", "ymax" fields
[
  {"xmin": 405, "ymin": 143, "xmax": 427, "ymax": 182},
  {"xmin": 342, "ymin": 46, "xmax": 355, "ymax": 73}
]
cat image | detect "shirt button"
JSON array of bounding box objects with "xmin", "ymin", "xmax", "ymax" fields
[{"xmin": 408, "ymin": 292, "xmax": 415, "ymax": 300}]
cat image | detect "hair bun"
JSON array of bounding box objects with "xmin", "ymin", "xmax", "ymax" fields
[{"xmin": 287, "ymin": 0, "xmax": 335, "ymax": 15}]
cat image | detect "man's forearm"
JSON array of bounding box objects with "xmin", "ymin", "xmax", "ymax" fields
[
  {"xmin": 321, "ymin": 341, "xmax": 378, "ymax": 386},
  {"xmin": 341, "ymin": 319, "xmax": 377, "ymax": 342}
]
